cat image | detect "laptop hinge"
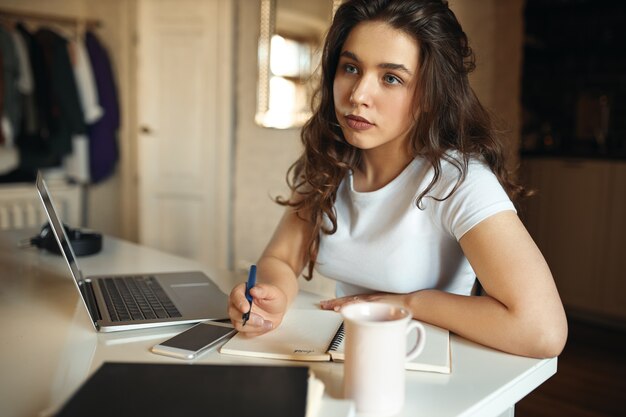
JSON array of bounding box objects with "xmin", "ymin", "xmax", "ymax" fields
[{"xmin": 80, "ymin": 280, "xmax": 102, "ymax": 323}]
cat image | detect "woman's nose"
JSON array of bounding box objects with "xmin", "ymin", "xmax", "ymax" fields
[{"xmin": 350, "ymin": 75, "xmax": 373, "ymax": 107}]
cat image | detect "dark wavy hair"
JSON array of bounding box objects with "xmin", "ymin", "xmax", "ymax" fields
[{"xmin": 277, "ymin": 0, "xmax": 529, "ymax": 280}]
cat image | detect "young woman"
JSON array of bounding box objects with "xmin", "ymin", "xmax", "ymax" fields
[{"xmin": 229, "ymin": 0, "xmax": 567, "ymax": 358}]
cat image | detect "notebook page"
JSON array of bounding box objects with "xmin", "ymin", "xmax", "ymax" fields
[{"xmin": 220, "ymin": 309, "xmax": 344, "ymax": 362}]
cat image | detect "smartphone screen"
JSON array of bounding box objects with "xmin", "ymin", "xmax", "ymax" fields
[{"xmin": 152, "ymin": 322, "xmax": 235, "ymax": 359}]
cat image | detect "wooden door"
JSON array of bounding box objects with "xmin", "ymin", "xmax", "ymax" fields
[
  {"xmin": 137, "ymin": 0, "xmax": 234, "ymax": 269},
  {"xmin": 602, "ymin": 162, "xmax": 626, "ymax": 319}
]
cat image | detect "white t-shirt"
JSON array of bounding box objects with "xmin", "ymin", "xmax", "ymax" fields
[{"xmin": 315, "ymin": 156, "xmax": 516, "ymax": 297}]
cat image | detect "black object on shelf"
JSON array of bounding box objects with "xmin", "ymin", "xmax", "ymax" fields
[{"xmin": 29, "ymin": 222, "xmax": 102, "ymax": 256}]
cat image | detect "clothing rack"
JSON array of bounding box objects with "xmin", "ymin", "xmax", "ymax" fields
[
  {"xmin": 0, "ymin": 7, "xmax": 102, "ymax": 228},
  {"xmin": 0, "ymin": 7, "xmax": 101, "ymax": 29}
]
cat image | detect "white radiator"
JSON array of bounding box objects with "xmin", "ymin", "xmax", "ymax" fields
[{"xmin": 0, "ymin": 181, "xmax": 81, "ymax": 230}]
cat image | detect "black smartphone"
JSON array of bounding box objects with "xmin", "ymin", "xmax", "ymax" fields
[{"xmin": 151, "ymin": 321, "xmax": 236, "ymax": 360}]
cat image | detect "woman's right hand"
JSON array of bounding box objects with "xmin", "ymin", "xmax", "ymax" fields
[{"xmin": 228, "ymin": 282, "xmax": 289, "ymax": 336}]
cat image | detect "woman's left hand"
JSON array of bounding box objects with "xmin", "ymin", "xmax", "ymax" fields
[{"xmin": 320, "ymin": 292, "xmax": 410, "ymax": 311}]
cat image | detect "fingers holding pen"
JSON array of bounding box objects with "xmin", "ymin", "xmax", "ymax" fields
[
  {"xmin": 241, "ymin": 265, "xmax": 257, "ymax": 326},
  {"xmin": 227, "ymin": 284, "xmax": 274, "ymax": 333}
]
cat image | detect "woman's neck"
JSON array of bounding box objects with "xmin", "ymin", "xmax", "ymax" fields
[{"xmin": 353, "ymin": 147, "xmax": 414, "ymax": 192}]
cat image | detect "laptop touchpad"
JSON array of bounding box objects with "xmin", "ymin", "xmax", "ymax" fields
[{"xmin": 169, "ymin": 283, "xmax": 214, "ymax": 316}]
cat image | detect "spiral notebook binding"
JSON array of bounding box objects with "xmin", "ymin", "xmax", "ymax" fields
[{"xmin": 327, "ymin": 323, "xmax": 345, "ymax": 352}]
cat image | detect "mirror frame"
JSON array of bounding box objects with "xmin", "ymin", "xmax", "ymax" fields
[{"xmin": 255, "ymin": 0, "xmax": 342, "ymax": 129}]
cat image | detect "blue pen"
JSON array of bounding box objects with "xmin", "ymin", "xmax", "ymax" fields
[{"xmin": 241, "ymin": 264, "xmax": 257, "ymax": 326}]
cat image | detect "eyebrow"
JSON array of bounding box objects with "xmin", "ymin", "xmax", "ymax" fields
[{"xmin": 340, "ymin": 50, "xmax": 413, "ymax": 76}]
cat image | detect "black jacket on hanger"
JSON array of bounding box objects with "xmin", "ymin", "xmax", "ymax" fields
[{"xmin": 34, "ymin": 28, "xmax": 86, "ymax": 154}]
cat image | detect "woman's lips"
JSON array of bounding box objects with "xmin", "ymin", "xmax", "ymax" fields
[{"xmin": 345, "ymin": 114, "xmax": 374, "ymax": 130}]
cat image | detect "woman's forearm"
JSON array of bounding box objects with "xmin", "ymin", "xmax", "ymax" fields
[
  {"xmin": 407, "ymin": 289, "xmax": 567, "ymax": 358},
  {"xmin": 256, "ymin": 255, "xmax": 300, "ymax": 306}
]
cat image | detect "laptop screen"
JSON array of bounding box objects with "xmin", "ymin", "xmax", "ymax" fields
[{"xmin": 35, "ymin": 172, "xmax": 85, "ymax": 285}]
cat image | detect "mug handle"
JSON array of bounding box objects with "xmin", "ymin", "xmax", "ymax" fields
[{"xmin": 405, "ymin": 321, "xmax": 426, "ymax": 362}]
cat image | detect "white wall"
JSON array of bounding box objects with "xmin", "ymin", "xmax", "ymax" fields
[
  {"xmin": 233, "ymin": 2, "xmax": 338, "ymax": 295},
  {"xmin": 233, "ymin": 2, "xmax": 302, "ymax": 267},
  {"xmin": 451, "ymin": 0, "xmax": 525, "ymax": 169}
]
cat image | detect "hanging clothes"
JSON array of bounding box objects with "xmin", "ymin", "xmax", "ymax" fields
[
  {"xmin": 65, "ymin": 33, "xmax": 103, "ymax": 184},
  {"xmin": 0, "ymin": 25, "xmax": 20, "ymax": 174},
  {"xmin": 11, "ymin": 27, "xmax": 37, "ymax": 137},
  {"xmin": 73, "ymin": 36, "xmax": 102, "ymax": 124},
  {"xmin": 11, "ymin": 29, "xmax": 33, "ymax": 95},
  {"xmin": 0, "ymin": 25, "xmax": 21, "ymax": 147},
  {"xmin": 0, "ymin": 28, "xmax": 6, "ymax": 148},
  {"xmin": 8, "ymin": 22, "xmax": 56, "ymax": 179},
  {"xmin": 84, "ymin": 30, "xmax": 118, "ymax": 183},
  {"xmin": 34, "ymin": 27, "xmax": 86, "ymax": 155},
  {"xmin": 0, "ymin": 17, "xmax": 119, "ymax": 184},
  {"xmin": 6, "ymin": 23, "xmax": 87, "ymax": 177}
]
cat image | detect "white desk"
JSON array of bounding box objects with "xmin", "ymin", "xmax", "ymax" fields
[{"xmin": 0, "ymin": 229, "xmax": 557, "ymax": 417}]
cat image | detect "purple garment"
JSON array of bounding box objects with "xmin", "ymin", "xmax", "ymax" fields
[{"xmin": 85, "ymin": 31, "xmax": 119, "ymax": 183}]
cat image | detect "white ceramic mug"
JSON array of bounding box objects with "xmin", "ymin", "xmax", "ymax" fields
[{"xmin": 341, "ymin": 302, "xmax": 426, "ymax": 416}]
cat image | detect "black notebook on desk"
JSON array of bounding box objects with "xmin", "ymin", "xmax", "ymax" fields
[{"xmin": 54, "ymin": 362, "xmax": 311, "ymax": 417}]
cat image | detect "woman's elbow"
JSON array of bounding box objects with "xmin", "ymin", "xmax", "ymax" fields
[{"xmin": 527, "ymin": 314, "xmax": 568, "ymax": 358}]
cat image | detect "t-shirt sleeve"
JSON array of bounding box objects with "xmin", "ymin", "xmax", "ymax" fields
[{"xmin": 426, "ymin": 159, "xmax": 516, "ymax": 241}]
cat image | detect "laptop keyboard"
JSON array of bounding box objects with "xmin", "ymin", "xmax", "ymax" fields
[{"xmin": 98, "ymin": 276, "xmax": 182, "ymax": 322}]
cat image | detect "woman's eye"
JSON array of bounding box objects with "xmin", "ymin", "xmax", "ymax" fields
[
  {"xmin": 344, "ymin": 64, "xmax": 358, "ymax": 74},
  {"xmin": 383, "ymin": 74, "xmax": 402, "ymax": 85}
]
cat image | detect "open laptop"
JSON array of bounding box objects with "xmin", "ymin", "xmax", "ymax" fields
[{"xmin": 35, "ymin": 172, "xmax": 229, "ymax": 332}]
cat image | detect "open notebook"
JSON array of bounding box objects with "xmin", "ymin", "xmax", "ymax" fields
[{"xmin": 220, "ymin": 309, "xmax": 451, "ymax": 374}]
